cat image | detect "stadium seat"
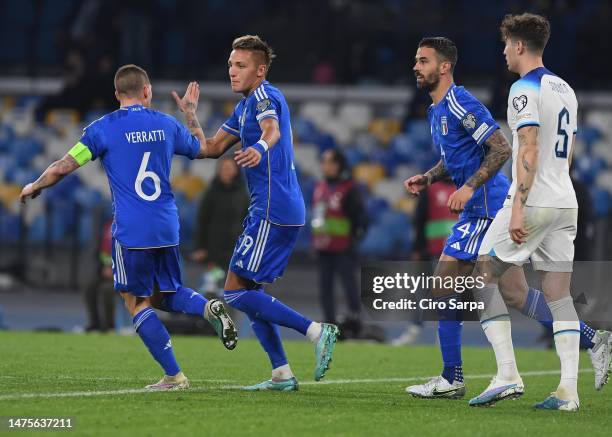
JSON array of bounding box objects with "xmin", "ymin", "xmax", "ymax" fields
[
  {"xmin": 353, "ymin": 162, "xmax": 386, "ymax": 189},
  {"xmin": 358, "ymin": 224, "xmax": 395, "ymax": 257},
  {"xmin": 45, "ymin": 109, "xmax": 80, "ymax": 133},
  {"xmin": 171, "ymin": 170, "xmax": 206, "ymax": 202},
  {"xmin": 317, "ymin": 117, "xmax": 353, "ymax": 145},
  {"xmin": 595, "ymin": 170, "xmax": 612, "ymax": 193},
  {"xmin": 365, "ymin": 195, "xmax": 389, "ymax": 222},
  {"xmin": 368, "ymin": 118, "xmax": 401, "ymax": 145},
  {"xmin": 299, "ymin": 102, "xmax": 334, "ymax": 130},
  {"xmin": 372, "ymin": 179, "xmax": 407, "ymax": 205},
  {"xmin": 389, "ymin": 133, "xmax": 417, "ymax": 164},
  {"xmin": 394, "ymin": 196, "xmax": 417, "ymax": 216},
  {"xmin": 0, "ymin": 184, "xmax": 21, "ymax": 210},
  {"xmin": 294, "ymin": 143, "xmax": 321, "ymax": 178},
  {"xmin": 590, "ymin": 186, "xmax": 611, "ymax": 217},
  {"xmin": 337, "ymin": 102, "xmax": 373, "ymax": 131}
]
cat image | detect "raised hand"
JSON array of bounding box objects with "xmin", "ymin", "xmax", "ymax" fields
[{"xmin": 172, "ymin": 81, "xmax": 200, "ymax": 113}]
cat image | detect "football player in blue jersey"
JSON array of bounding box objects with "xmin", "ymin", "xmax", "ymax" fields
[
  {"xmin": 20, "ymin": 64, "xmax": 238, "ymax": 391},
  {"xmin": 172, "ymin": 35, "xmax": 339, "ymax": 391},
  {"xmin": 403, "ymin": 37, "xmax": 607, "ymax": 398}
]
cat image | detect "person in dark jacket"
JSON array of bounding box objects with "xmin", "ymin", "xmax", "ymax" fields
[
  {"xmin": 191, "ymin": 156, "xmax": 250, "ymax": 271},
  {"xmin": 312, "ymin": 149, "xmax": 368, "ymax": 334}
]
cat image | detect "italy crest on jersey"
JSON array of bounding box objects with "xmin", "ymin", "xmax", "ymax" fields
[{"xmin": 441, "ymin": 116, "xmax": 448, "ymax": 136}]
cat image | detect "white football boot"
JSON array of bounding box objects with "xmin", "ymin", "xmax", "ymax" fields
[
  {"xmin": 406, "ymin": 376, "xmax": 466, "ymax": 399},
  {"xmin": 587, "ymin": 330, "xmax": 612, "ymax": 390}
]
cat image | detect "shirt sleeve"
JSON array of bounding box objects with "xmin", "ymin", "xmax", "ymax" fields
[
  {"xmin": 221, "ymin": 104, "xmax": 241, "ymax": 137},
  {"xmin": 173, "ymin": 118, "xmax": 200, "ymax": 159},
  {"xmin": 508, "ymin": 80, "xmax": 540, "ymax": 131},
  {"xmin": 253, "ymin": 88, "xmax": 280, "ymax": 124},
  {"xmin": 447, "ymin": 87, "xmax": 499, "ymax": 145},
  {"xmin": 78, "ymin": 122, "xmax": 103, "ymax": 160}
]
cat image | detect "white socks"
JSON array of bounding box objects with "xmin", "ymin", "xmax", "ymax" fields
[
  {"xmin": 306, "ymin": 322, "xmax": 322, "ymax": 343},
  {"xmin": 272, "ymin": 364, "xmax": 294, "ymax": 380},
  {"xmin": 482, "ymin": 319, "xmax": 521, "ymax": 382},
  {"xmin": 549, "ymin": 296, "xmax": 580, "ymax": 399}
]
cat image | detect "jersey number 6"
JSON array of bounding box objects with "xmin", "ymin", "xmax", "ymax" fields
[{"xmin": 135, "ymin": 152, "xmax": 161, "ymax": 201}]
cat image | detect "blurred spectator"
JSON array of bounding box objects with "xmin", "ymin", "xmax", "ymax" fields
[
  {"xmin": 411, "ymin": 181, "xmax": 458, "ymax": 262},
  {"xmin": 191, "ymin": 157, "xmax": 249, "ymax": 286},
  {"xmin": 312, "ymin": 149, "xmax": 368, "ymax": 336},
  {"xmin": 83, "ymin": 217, "xmax": 115, "ymax": 332}
]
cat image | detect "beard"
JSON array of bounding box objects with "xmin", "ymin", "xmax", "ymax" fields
[{"xmin": 416, "ymin": 72, "xmax": 440, "ymax": 92}]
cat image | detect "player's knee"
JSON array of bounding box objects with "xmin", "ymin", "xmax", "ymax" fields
[
  {"xmin": 498, "ymin": 286, "xmax": 522, "ymax": 309},
  {"xmin": 120, "ymin": 292, "xmax": 150, "ymax": 317}
]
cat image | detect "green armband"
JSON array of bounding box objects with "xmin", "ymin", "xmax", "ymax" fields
[{"xmin": 68, "ymin": 142, "xmax": 93, "ymax": 166}]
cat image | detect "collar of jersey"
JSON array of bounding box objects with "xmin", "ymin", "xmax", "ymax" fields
[
  {"xmin": 246, "ymin": 81, "xmax": 270, "ymax": 99},
  {"xmin": 120, "ymin": 104, "xmax": 145, "ymax": 110},
  {"xmin": 433, "ymin": 83, "xmax": 457, "ymax": 109}
]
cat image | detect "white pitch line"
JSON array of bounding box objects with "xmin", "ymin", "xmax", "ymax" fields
[
  {"xmin": 219, "ymin": 368, "xmax": 594, "ymax": 389},
  {"xmin": 0, "ymin": 368, "xmax": 593, "ymax": 401},
  {"xmin": 0, "ymin": 375, "xmax": 232, "ymax": 383}
]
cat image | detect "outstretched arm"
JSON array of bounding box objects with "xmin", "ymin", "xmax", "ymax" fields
[
  {"xmin": 447, "ymin": 129, "xmax": 511, "ymax": 213},
  {"xmin": 172, "ymin": 82, "xmax": 240, "ymax": 159},
  {"xmin": 20, "ymin": 154, "xmax": 80, "ymax": 203}
]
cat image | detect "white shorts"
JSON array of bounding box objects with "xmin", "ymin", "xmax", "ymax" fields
[{"xmin": 479, "ymin": 205, "xmax": 577, "ymax": 272}]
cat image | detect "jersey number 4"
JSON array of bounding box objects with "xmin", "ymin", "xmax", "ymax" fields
[
  {"xmin": 135, "ymin": 152, "xmax": 161, "ymax": 201},
  {"xmin": 555, "ymin": 107, "xmax": 570, "ymax": 159}
]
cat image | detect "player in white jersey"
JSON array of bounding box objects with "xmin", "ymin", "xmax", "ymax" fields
[{"xmin": 468, "ymin": 13, "xmax": 585, "ymax": 411}]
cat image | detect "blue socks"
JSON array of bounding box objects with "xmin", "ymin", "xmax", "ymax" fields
[
  {"xmin": 160, "ymin": 286, "xmax": 207, "ymax": 316},
  {"xmin": 224, "ymin": 288, "xmax": 312, "ymax": 371},
  {"xmin": 436, "ymin": 294, "xmax": 463, "ymax": 383},
  {"xmin": 224, "ymin": 288, "xmax": 312, "ymax": 335},
  {"xmin": 247, "ymin": 314, "xmax": 288, "ymax": 369},
  {"xmin": 133, "ymin": 308, "xmax": 180, "ymax": 376},
  {"xmin": 521, "ymin": 288, "xmax": 595, "ymax": 349}
]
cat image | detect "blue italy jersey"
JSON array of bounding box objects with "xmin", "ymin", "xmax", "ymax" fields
[
  {"xmin": 428, "ymin": 84, "xmax": 510, "ymax": 218},
  {"xmin": 79, "ymin": 104, "xmax": 200, "ymax": 248},
  {"xmin": 221, "ymin": 81, "xmax": 305, "ymax": 226}
]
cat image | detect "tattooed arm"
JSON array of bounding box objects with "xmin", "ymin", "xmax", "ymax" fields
[
  {"xmin": 508, "ymin": 125, "xmax": 539, "ymax": 244},
  {"xmin": 20, "ymin": 154, "xmax": 80, "ymax": 203},
  {"xmin": 513, "ymin": 126, "xmax": 539, "ymax": 207},
  {"xmin": 404, "ymin": 159, "xmax": 451, "ymax": 197},
  {"xmin": 172, "ymin": 82, "xmax": 239, "ymax": 159},
  {"xmin": 465, "ymin": 129, "xmax": 512, "ymax": 189},
  {"xmin": 447, "ymin": 129, "xmax": 511, "ymax": 213},
  {"xmin": 425, "ymin": 160, "xmax": 452, "ymax": 185}
]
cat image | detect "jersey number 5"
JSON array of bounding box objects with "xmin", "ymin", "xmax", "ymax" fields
[
  {"xmin": 135, "ymin": 152, "xmax": 161, "ymax": 201},
  {"xmin": 555, "ymin": 107, "xmax": 570, "ymax": 159}
]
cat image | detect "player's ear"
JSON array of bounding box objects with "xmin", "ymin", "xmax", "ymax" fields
[
  {"xmin": 257, "ymin": 64, "xmax": 267, "ymax": 78},
  {"xmin": 114, "ymin": 90, "xmax": 120, "ymax": 103}
]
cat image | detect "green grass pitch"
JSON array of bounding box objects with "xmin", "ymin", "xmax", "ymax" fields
[{"xmin": 0, "ymin": 331, "xmax": 609, "ymax": 436}]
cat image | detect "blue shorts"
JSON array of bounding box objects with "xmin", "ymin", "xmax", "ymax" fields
[
  {"xmin": 111, "ymin": 239, "xmax": 182, "ymax": 297},
  {"xmin": 442, "ymin": 215, "xmax": 492, "ymax": 262},
  {"xmin": 229, "ymin": 216, "xmax": 301, "ymax": 284}
]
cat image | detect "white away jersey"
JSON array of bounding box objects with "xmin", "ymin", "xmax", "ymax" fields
[{"xmin": 506, "ymin": 67, "xmax": 578, "ymax": 208}]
